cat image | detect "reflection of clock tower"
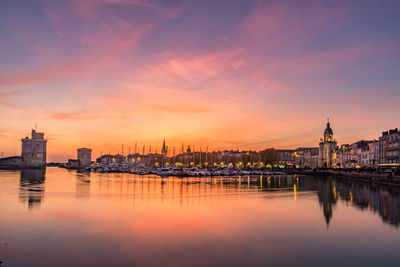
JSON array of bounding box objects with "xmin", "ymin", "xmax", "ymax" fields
[{"xmin": 318, "ymin": 120, "xmax": 337, "ymax": 168}]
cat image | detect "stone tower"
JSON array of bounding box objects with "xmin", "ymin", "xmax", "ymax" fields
[
  {"xmin": 21, "ymin": 129, "xmax": 47, "ymax": 168},
  {"xmin": 318, "ymin": 120, "xmax": 337, "ymax": 168},
  {"xmin": 77, "ymin": 148, "xmax": 92, "ymax": 168}
]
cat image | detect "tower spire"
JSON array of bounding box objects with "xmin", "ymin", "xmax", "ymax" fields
[{"xmin": 162, "ymin": 138, "xmax": 167, "ymax": 157}]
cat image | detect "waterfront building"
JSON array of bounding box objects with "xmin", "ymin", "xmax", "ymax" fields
[
  {"xmin": 359, "ymin": 140, "xmax": 380, "ymax": 167},
  {"xmin": 0, "ymin": 156, "xmax": 24, "ymax": 169},
  {"xmin": 351, "ymin": 140, "xmax": 371, "ymax": 167},
  {"xmin": 368, "ymin": 140, "xmax": 380, "ymax": 166},
  {"xmin": 335, "ymin": 140, "xmax": 380, "ymax": 168},
  {"xmin": 318, "ymin": 120, "xmax": 337, "ymax": 168},
  {"xmin": 0, "ymin": 129, "xmax": 47, "ymax": 169},
  {"xmin": 277, "ymin": 149, "xmax": 295, "ymax": 166},
  {"xmin": 334, "ymin": 144, "xmax": 352, "ymax": 168},
  {"xmin": 66, "ymin": 159, "xmax": 79, "ymax": 169},
  {"xmin": 96, "ymin": 154, "xmax": 126, "ymax": 165},
  {"xmin": 127, "ymin": 153, "xmax": 141, "ymax": 164},
  {"xmin": 66, "ymin": 148, "xmax": 92, "ymax": 169},
  {"xmin": 379, "ymin": 128, "xmax": 400, "ymax": 164},
  {"xmin": 143, "ymin": 153, "xmax": 164, "ymax": 166},
  {"xmin": 295, "ymin": 148, "xmax": 319, "ymax": 168},
  {"xmin": 21, "ymin": 129, "xmax": 47, "ymax": 168},
  {"xmin": 77, "ymin": 148, "xmax": 92, "ymax": 168},
  {"xmin": 259, "ymin": 148, "xmax": 279, "ymax": 166}
]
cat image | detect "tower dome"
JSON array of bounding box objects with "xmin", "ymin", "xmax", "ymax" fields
[
  {"xmin": 324, "ymin": 120, "xmax": 333, "ymax": 142},
  {"xmin": 324, "ymin": 121, "xmax": 333, "ymax": 135}
]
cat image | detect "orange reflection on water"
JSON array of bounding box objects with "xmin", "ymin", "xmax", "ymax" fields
[{"xmin": 0, "ymin": 168, "xmax": 400, "ymax": 266}]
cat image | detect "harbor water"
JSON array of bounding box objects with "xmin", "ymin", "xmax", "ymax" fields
[{"xmin": 0, "ymin": 167, "xmax": 399, "ymax": 266}]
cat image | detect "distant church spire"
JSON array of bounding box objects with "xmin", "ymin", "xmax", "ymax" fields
[{"xmin": 161, "ymin": 138, "xmax": 167, "ymax": 157}]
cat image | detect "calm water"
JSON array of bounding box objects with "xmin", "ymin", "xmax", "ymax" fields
[{"xmin": 0, "ymin": 167, "xmax": 400, "ymax": 266}]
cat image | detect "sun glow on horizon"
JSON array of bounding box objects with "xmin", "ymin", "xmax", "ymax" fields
[{"xmin": 0, "ymin": 0, "xmax": 400, "ymax": 161}]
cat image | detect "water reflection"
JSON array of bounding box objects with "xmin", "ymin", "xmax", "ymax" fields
[
  {"xmin": 316, "ymin": 178, "xmax": 337, "ymax": 226},
  {"xmin": 76, "ymin": 170, "xmax": 90, "ymax": 199},
  {"xmin": 14, "ymin": 169, "xmax": 400, "ymax": 228},
  {"xmin": 68, "ymin": 172, "xmax": 400, "ymax": 228},
  {"xmin": 19, "ymin": 169, "xmax": 45, "ymax": 209},
  {"xmin": 2, "ymin": 168, "xmax": 400, "ymax": 266},
  {"xmin": 334, "ymin": 178, "xmax": 400, "ymax": 227}
]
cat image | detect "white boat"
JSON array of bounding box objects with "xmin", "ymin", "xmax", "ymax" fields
[{"xmin": 158, "ymin": 168, "xmax": 172, "ymax": 177}]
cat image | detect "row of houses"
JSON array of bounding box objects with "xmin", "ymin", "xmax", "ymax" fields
[
  {"xmin": 277, "ymin": 125, "xmax": 400, "ymax": 169},
  {"xmin": 277, "ymin": 148, "xmax": 319, "ymax": 169},
  {"xmin": 95, "ymin": 148, "xmax": 278, "ymax": 168},
  {"xmin": 334, "ymin": 128, "xmax": 400, "ymax": 168}
]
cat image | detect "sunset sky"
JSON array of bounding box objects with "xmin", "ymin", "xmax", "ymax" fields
[{"xmin": 1, "ymin": 0, "xmax": 400, "ymax": 161}]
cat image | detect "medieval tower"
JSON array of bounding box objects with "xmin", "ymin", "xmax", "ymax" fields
[
  {"xmin": 21, "ymin": 129, "xmax": 47, "ymax": 168},
  {"xmin": 77, "ymin": 148, "xmax": 92, "ymax": 168},
  {"xmin": 318, "ymin": 120, "xmax": 337, "ymax": 168}
]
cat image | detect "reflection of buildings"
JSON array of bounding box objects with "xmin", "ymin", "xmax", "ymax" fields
[
  {"xmin": 334, "ymin": 179, "xmax": 400, "ymax": 227},
  {"xmin": 263, "ymin": 174, "xmax": 400, "ymax": 228},
  {"xmin": 312, "ymin": 175, "xmax": 400, "ymax": 228},
  {"xmin": 69, "ymin": 171, "xmax": 400, "ymax": 228},
  {"xmin": 316, "ymin": 177, "xmax": 337, "ymax": 226},
  {"xmin": 19, "ymin": 168, "xmax": 46, "ymax": 209},
  {"xmin": 76, "ymin": 171, "xmax": 90, "ymax": 198}
]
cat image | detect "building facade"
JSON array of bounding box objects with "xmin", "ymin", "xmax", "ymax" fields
[
  {"xmin": 277, "ymin": 149, "xmax": 295, "ymax": 166},
  {"xmin": 368, "ymin": 140, "xmax": 380, "ymax": 166},
  {"xmin": 66, "ymin": 159, "xmax": 79, "ymax": 169},
  {"xmin": 295, "ymin": 147, "xmax": 319, "ymax": 168},
  {"xmin": 335, "ymin": 140, "xmax": 380, "ymax": 168},
  {"xmin": 334, "ymin": 144, "xmax": 352, "ymax": 168},
  {"xmin": 21, "ymin": 129, "xmax": 47, "ymax": 168},
  {"xmin": 77, "ymin": 148, "xmax": 92, "ymax": 168},
  {"xmin": 379, "ymin": 128, "xmax": 400, "ymax": 164},
  {"xmin": 318, "ymin": 121, "xmax": 337, "ymax": 168}
]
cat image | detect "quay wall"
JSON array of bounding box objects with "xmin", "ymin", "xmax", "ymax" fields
[{"xmin": 0, "ymin": 156, "xmax": 24, "ymax": 169}]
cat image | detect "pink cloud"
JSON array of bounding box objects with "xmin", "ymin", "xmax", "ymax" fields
[
  {"xmin": 56, "ymin": 30, "xmax": 64, "ymax": 38},
  {"xmin": 72, "ymin": 0, "xmax": 184, "ymax": 19},
  {"xmin": 142, "ymin": 49, "xmax": 247, "ymax": 83},
  {"xmin": 0, "ymin": 63, "xmax": 80, "ymax": 87},
  {"xmin": 140, "ymin": 103, "xmax": 211, "ymax": 114}
]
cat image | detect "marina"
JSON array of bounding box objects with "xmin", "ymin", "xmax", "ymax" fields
[
  {"xmin": 1, "ymin": 0, "xmax": 400, "ymax": 265},
  {"xmin": 87, "ymin": 164, "xmax": 285, "ymax": 177}
]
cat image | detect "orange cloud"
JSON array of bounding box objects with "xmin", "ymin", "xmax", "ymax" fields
[{"xmin": 140, "ymin": 103, "xmax": 211, "ymax": 113}]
